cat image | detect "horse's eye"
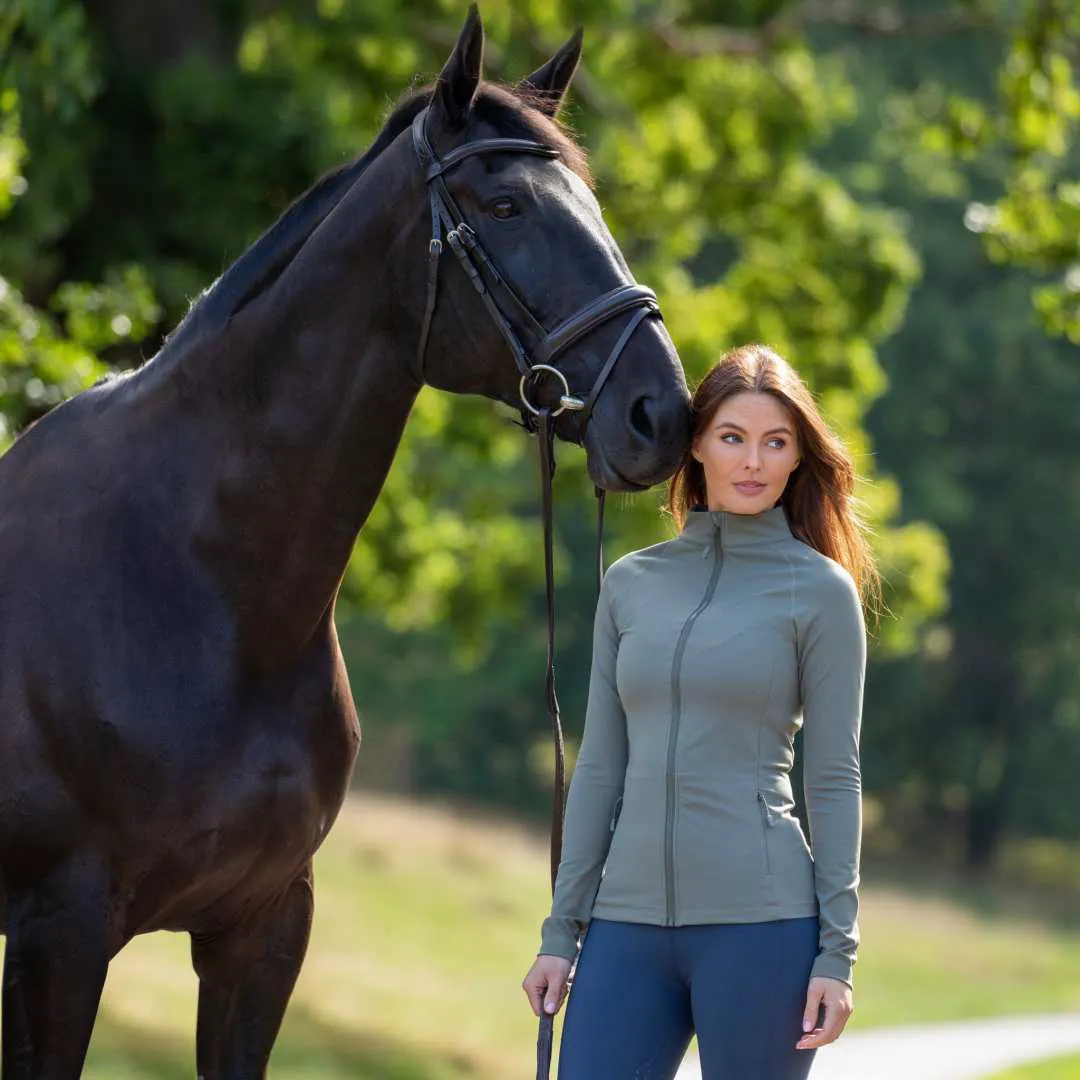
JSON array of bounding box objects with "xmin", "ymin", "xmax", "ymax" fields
[{"xmin": 490, "ymin": 198, "xmax": 520, "ymax": 221}]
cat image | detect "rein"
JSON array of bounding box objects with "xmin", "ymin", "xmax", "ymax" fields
[
  {"xmin": 408, "ymin": 105, "xmax": 657, "ymax": 1078},
  {"xmin": 533, "ymin": 411, "xmax": 606, "ymax": 1080}
]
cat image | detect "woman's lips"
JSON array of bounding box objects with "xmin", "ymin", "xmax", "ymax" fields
[{"xmin": 734, "ymin": 481, "xmax": 766, "ymax": 495}]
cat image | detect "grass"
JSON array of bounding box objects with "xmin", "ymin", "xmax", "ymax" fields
[
  {"xmin": 3, "ymin": 792, "xmax": 1080, "ymax": 1078},
  {"xmin": 852, "ymin": 879, "xmax": 1080, "ymax": 1028},
  {"xmin": 986, "ymin": 1055, "xmax": 1080, "ymax": 1079}
]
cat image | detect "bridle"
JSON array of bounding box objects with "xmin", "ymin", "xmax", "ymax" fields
[
  {"xmin": 410, "ymin": 105, "xmax": 665, "ymax": 1078},
  {"xmin": 410, "ymin": 106, "xmax": 661, "ymax": 435}
]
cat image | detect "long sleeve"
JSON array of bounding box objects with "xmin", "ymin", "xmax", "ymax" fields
[
  {"xmin": 798, "ymin": 565, "xmax": 866, "ymax": 987},
  {"xmin": 538, "ymin": 571, "xmax": 628, "ymax": 960}
]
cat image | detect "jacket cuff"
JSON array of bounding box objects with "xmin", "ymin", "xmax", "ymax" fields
[
  {"xmin": 810, "ymin": 951, "xmax": 854, "ymax": 988},
  {"xmin": 538, "ymin": 916, "xmax": 581, "ymax": 961}
]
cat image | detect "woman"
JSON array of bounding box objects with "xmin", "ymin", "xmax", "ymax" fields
[{"xmin": 522, "ymin": 344, "xmax": 876, "ymax": 1079}]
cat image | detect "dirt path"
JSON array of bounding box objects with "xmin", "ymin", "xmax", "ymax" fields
[{"xmin": 675, "ymin": 1013, "xmax": 1080, "ymax": 1079}]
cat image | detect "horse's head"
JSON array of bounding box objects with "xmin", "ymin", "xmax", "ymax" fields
[{"xmin": 408, "ymin": 7, "xmax": 690, "ymax": 492}]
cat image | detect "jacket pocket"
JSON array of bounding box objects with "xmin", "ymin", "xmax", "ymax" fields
[
  {"xmin": 756, "ymin": 791, "xmax": 777, "ymax": 874},
  {"xmin": 609, "ymin": 795, "xmax": 624, "ymax": 833}
]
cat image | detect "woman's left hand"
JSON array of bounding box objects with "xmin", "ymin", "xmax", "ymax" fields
[{"xmin": 795, "ymin": 976, "xmax": 853, "ymax": 1050}]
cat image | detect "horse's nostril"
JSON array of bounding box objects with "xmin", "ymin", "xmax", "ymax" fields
[{"xmin": 629, "ymin": 396, "xmax": 655, "ymax": 442}]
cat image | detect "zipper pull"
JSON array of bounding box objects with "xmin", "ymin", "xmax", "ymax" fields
[{"xmin": 757, "ymin": 791, "xmax": 776, "ymax": 827}]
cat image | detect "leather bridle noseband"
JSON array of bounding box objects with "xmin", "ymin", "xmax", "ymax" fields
[{"xmin": 410, "ymin": 106, "xmax": 665, "ymax": 1079}]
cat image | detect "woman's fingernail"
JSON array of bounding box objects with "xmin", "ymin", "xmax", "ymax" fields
[
  {"xmin": 802, "ymin": 1019, "xmax": 813, "ymax": 1032},
  {"xmin": 545, "ymin": 1001, "xmax": 556, "ymax": 1013}
]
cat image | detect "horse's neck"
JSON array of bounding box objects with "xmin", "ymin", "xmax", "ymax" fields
[{"xmin": 177, "ymin": 146, "xmax": 424, "ymax": 670}]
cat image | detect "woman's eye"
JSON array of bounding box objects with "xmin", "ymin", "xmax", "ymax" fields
[
  {"xmin": 768, "ymin": 438, "xmax": 787, "ymax": 449},
  {"xmin": 720, "ymin": 432, "xmax": 741, "ymax": 444},
  {"xmin": 490, "ymin": 198, "xmax": 520, "ymax": 220}
]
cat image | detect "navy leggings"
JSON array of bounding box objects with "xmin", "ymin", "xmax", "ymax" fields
[{"xmin": 557, "ymin": 917, "xmax": 819, "ymax": 1080}]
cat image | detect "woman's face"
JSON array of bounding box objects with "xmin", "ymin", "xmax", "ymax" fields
[{"xmin": 692, "ymin": 391, "xmax": 801, "ymax": 515}]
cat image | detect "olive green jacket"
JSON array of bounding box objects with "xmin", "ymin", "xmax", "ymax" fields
[{"xmin": 539, "ymin": 506, "xmax": 866, "ymax": 987}]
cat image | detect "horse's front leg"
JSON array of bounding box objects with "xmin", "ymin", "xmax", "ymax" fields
[
  {"xmin": 2, "ymin": 855, "xmax": 114, "ymax": 1080},
  {"xmin": 191, "ymin": 866, "xmax": 314, "ymax": 1080}
]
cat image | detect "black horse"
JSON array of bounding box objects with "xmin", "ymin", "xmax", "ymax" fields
[{"xmin": 0, "ymin": 9, "xmax": 689, "ymax": 1077}]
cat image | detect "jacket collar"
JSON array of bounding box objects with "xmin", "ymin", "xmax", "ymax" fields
[{"xmin": 680, "ymin": 504, "xmax": 794, "ymax": 550}]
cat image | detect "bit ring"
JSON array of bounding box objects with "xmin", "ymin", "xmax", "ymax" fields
[{"xmin": 520, "ymin": 364, "xmax": 585, "ymax": 417}]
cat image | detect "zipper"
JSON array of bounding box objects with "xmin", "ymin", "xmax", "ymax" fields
[
  {"xmin": 664, "ymin": 526, "xmax": 725, "ymax": 924},
  {"xmin": 757, "ymin": 791, "xmax": 776, "ymax": 874}
]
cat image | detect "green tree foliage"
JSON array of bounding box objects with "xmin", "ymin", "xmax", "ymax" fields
[
  {"xmin": 0, "ymin": 0, "xmax": 998, "ymax": 820},
  {"xmin": 0, "ymin": 0, "xmax": 100, "ymax": 445},
  {"xmin": 871, "ymin": 1, "xmax": 1080, "ymax": 340},
  {"xmin": 805, "ymin": 0, "xmax": 1080, "ymax": 865},
  {"xmin": 984, "ymin": 0, "xmax": 1080, "ymax": 340}
]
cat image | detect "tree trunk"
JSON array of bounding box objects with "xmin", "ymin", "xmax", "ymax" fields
[
  {"xmin": 958, "ymin": 633, "xmax": 1023, "ymax": 871},
  {"xmin": 965, "ymin": 792, "xmax": 1005, "ymax": 871},
  {"xmin": 82, "ymin": 0, "xmax": 240, "ymax": 68}
]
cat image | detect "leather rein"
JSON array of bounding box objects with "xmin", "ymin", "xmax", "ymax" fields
[{"xmin": 409, "ymin": 106, "xmax": 662, "ymax": 1078}]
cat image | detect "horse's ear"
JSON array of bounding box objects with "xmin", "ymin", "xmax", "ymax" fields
[
  {"xmin": 516, "ymin": 28, "xmax": 583, "ymax": 118},
  {"xmin": 431, "ymin": 4, "xmax": 484, "ymax": 131}
]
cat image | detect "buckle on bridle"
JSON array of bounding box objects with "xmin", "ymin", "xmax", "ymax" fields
[{"xmin": 519, "ymin": 364, "xmax": 585, "ymax": 417}]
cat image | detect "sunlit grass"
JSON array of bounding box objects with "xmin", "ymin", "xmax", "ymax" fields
[
  {"xmin": 86, "ymin": 795, "xmax": 554, "ymax": 1080},
  {"xmin": 3, "ymin": 793, "xmax": 1080, "ymax": 1078},
  {"xmin": 985, "ymin": 1054, "xmax": 1080, "ymax": 1079},
  {"xmin": 854, "ymin": 882, "xmax": 1080, "ymax": 1027}
]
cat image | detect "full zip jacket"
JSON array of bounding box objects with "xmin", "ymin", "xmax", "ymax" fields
[{"xmin": 538, "ymin": 506, "xmax": 866, "ymax": 987}]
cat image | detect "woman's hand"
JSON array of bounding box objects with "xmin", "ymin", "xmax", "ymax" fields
[
  {"xmin": 796, "ymin": 976, "xmax": 853, "ymax": 1050},
  {"xmin": 522, "ymin": 954, "xmax": 573, "ymax": 1017}
]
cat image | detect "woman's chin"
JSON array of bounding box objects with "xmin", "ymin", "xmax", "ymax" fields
[{"xmin": 717, "ymin": 488, "xmax": 776, "ymax": 514}]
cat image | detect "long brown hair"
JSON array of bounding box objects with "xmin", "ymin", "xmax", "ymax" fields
[{"xmin": 668, "ymin": 344, "xmax": 880, "ymax": 610}]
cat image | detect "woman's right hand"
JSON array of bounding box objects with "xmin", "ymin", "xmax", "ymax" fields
[{"xmin": 522, "ymin": 954, "xmax": 573, "ymax": 1017}]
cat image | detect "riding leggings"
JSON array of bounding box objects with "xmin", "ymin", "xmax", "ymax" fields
[{"xmin": 557, "ymin": 916, "xmax": 820, "ymax": 1080}]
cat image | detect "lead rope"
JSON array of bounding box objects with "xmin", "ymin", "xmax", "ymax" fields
[
  {"xmin": 538, "ymin": 410, "xmax": 565, "ymax": 892},
  {"xmin": 534, "ymin": 411, "xmax": 606, "ymax": 1080},
  {"xmin": 535, "ymin": 407, "xmax": 562, "ymax": 1080}
]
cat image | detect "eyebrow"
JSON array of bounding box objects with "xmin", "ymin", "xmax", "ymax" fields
[{"xmin": 713, "ymin": 420, "xmax": 794, "ymax": 437}]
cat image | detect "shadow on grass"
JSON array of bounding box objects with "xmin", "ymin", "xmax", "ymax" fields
[
  {"xmin": 87, "ymin": 1003, "xmax": 478, "ymax": 1080},
  {"xmin": 862, "ymin": 851, "xmax": 1080, "ymax": 933}
]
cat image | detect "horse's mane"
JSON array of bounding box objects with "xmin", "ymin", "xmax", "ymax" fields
[{"xmin": 157, "ymin": 82, "xmax": 590, "ymax": 363}]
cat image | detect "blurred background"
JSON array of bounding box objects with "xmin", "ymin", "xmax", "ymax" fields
[{"xmin": 1, "ymin": 0, "xmax": 1079, "ymax": 1077}]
